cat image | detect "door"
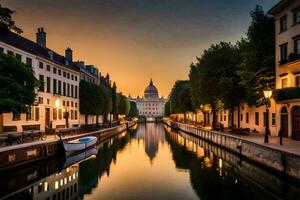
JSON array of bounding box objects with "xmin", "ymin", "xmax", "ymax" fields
[
  {"xmin": 292, "ymin": 106, "xmax": 300, "ymax": 140},
  {"xmin": 280, "ymin": 107, "xmax": 288, "ymax": 138},
  {"xmin": 45, "ymin": 108, "xmax": 50, "ymax": 129}
]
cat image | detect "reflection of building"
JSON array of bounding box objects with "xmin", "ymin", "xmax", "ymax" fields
[
  {"xmin": 30, "ymin": 165, "xmax": 79, "ymax": 200},
  {"xmin": 269, "ymin": 0, "xmax": 300, "ymax": 140},
  {"xmin": 130, "ymin": 79, "xmax": 166, "ymax": 120},
  {"xmin": 0, "ymin": 28, "xmax": 80, "ymax": 132}
]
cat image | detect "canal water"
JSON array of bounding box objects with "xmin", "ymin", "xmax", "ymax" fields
[{"xmin": 1, "ymin": 123, "xmax": 300, "ymax": 200}]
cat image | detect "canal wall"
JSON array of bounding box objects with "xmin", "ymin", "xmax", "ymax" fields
[
  {"xmin": 164, "ymin": 120, "xmax": 300, "ymax": 180},
  {"xmin": 0, "ymin": 121, "xmax": 136, "ymax": 171},
  {"xmin": 164, "ymin": 127, "xmax": 300, "ymax": 199}
]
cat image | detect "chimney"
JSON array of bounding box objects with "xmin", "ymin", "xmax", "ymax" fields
[
  {"xmin": 36, "ymin": 27, "xmax": 46, "ymax": 48},
  {"xmin": 65, "ymin": 47, "xmax": 73, "ymax": 61}
]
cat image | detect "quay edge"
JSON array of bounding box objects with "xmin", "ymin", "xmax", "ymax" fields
[
  {"xmin": 163, "ymin": 119, "xmax": 300, "ymax": 181},
  {"xmin": 0, "ymin": 121, "xmax": 137, "ymax": 171}
]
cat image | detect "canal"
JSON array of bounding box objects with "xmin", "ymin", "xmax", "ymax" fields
[{"xmin": 1, "ymin": 123, "xmax": 300, "ymax": 200}]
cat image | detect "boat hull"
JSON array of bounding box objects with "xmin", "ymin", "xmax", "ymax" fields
[{"xmin": 63, "ymin": 136, "xmax": 97, "ymax": 152}]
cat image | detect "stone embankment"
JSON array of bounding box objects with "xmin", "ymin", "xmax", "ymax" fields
[
  {"xmin": 164, "ymin": 119, "xmax": 300, "ymax": 180},
  {"xmin": 0, "ymin": 121, "xmax": 136, "ymax": 170}
]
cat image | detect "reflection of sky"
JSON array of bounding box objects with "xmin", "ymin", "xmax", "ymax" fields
[{"xmin": 3, "ymin": 0, "xmax": 277, "ymax": 96}]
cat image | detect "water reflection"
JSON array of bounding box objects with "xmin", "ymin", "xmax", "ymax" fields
[{"xmin": 1, "ymin": 124, "xmax": 300, "ymax": 200}]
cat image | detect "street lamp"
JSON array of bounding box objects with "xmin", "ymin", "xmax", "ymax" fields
[{"xmin": 263, "ymin": 86, "xmax": 273, "ymax": 143}]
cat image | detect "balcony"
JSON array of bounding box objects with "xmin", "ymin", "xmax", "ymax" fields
[
  {"xmin": 279, "ymin": 53, "xmax": 300, "ymax": 66},
  {"xmin": 273, "ymin": 87, "xmax": 300, "ymax": 102}
]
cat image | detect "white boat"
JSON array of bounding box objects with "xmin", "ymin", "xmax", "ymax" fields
[
  {"xmin": 62, "ymin": 148, "xmax": 98, "ymax": 169},
  {"xmin": 63, "ymin": 136, "xmax": 98, "ymax": 152}
]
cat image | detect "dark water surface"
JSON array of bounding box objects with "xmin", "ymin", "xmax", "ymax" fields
[{"xmin": 1, "ymin": 123, "xmax": 300, "ymax": 200}]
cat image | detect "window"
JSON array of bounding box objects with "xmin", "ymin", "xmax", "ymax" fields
[
  {"xmin": 39, "ymin": 62, "xmax": 43, "ymax": 69},
  {"xmin": 75, "ymin": 76, "xmax": 78, "ymax": 81},
  {"xmin": 38, "ymin": 97, "xmax": 43, "ymax": 104},
  {"xmin": 58, "ymin": 81, "xmax": 61, "ymax": 95},
  {"xmin": 281, "ymin": 78, "xmax": 288, "ymax": 88},
  {"xmin": 35, "ymin": 107, "xmax": 39, "ymax": 121},
  {"xmin": 71, "ymin": 85, "xmax": 74, "ymax": 97},
  {"xmin": 294, "ymin": 37, "xmax": 300, "ymax": 54},
  {"xmin": 63, "ymin": 71, "xmax": 66, "ymax": 77},
  {"xmin": 53, "ymin": 79, "xmax": 57, "ymax": 94},
  {"xmin": 67, "ymin": 73, "xmax": 70, "ymax": 79},
  {"xmin": 53, "ymin": 108, "xmax": 57, "ymax": 120},
  {"xmin": 46, "ymin": 77, "xmax": 51, "ymax": 93},
  {"xmin": 263, "ymin": 112, "xmax": 267, "ymax": 127},
  {"xmin": 58, "ymin": 109, "xmax": 62, "ymax": 119},
  {"xmin": 280, "ymin": 15, "xmax": 287, "ymax": 32},
  {"xmin": 63, "ymin": 82, "xmax": 66, "ymax": 96},
  {"xmin": 67, "ymin": 84, "xmax": 70, "ymax": 96},
  {"xmin": 246, "ymin": 113, "xmax": 249, "ymax": 123},
  {"xmin": 12, "ymin": 113, "xmax": 21, "ymax": 121},
  {"xmin": 75, "ymin": 103, "xmax": 77, "ymax": 108},
  {"xmin": 26, "ymin": 107, "xmax": 33, "ymax": 120},
  {"xmin": 255, "ymin": 112, "xmax": 259, "ymax": 126},
  {"xmin": 15, "ymin": 53, "xmax": 22, "ymax": 61},
  {"xmin": 26, "ymin": 58, "xmax": 32, "ymax": 67},
  {"xmin": 296, "ymin": 76, "xmax": 300, "ymax": 87},
  {"xmin": 53, "ymin": 67, "xmax": 57, "ymax": 74},
  {"xmin": 47, "ymin": 65, "xmax": 51, "ymax": 71},
  {"xmin": 58, "ymin": 69, "xmax": 61, "ymax": 75},
  {"xmin": 39, "ymin": 75, "xmax": 44, "ymax": 92},
  {"xmin": 75, "ymin": 86, "xmax": 78, "ymax": 98},
  {"xmin": 71, "ymin": 74, "xmax": 74, "ymax": 80},
  {"xmin": 71, "ymin": 101, "xmax": 74, "ymax": 107},
  {"xmin": 293, "ymin": 8, "xmax": 300, "ymax": 25},
  {"xmin": 272, "ymin": 113, "xmax": 276, "ymax": 126},
  {"xmin": 280, "ymin": 43, "xmax": 288, "ymax": 63},
  {"xmin": 7, "ymin": 50, "xmax": 14, "ymax": 56},
  {"xmin": 71, "ymin": 110, "xmax": 74, "ymax": 120},
  {"xmin": 67, "ymin": 101, "xmax": 70, "ymax": 107},
  {"xmin": 240, "ymin": 114, "xmax": 243, "ymax": 121},
  {"xmin": 224, "ymin": 115, "xmax": 226, "ymax": 121}
]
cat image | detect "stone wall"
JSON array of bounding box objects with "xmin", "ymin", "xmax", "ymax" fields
[{"xmin": 166, "ymin": 120, "xmax": 300, "ymax": 180}]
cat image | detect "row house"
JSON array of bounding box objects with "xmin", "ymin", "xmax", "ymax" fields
[
  {"xmin": 269, "ymin": 0, "xmax": 300, "ymax": 140},
  {"xmin": 74, "ymin": 60, "xmax": 103, "ymax": 125},
  {"xmin": 0, "ymin": 28, "xmax": 80, "ymax": 132}
]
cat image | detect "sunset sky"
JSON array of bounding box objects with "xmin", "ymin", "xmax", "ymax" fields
[{"xmin": 2, "ymin": 0, "xmax": 277, "ymax": 97}]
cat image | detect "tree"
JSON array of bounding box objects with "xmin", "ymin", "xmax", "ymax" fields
[
  {"xmin": 238, "ymin": 5, "xmax": 275, "ymax": 106},
  {"xmin": 189, "ymin": 42, "xmax": 241, "ymax": 129},
  {"xmin": 111, "ymin": 82, "xmax": 118, "ymax": 121},
  {"xmin": 128, "ymin": 101, "xmax": 139, "ymax": 118},
  {"xmin": 164, "ymin": 100, "xmax": 171, "ymax": 117},
  {"xmin": 0, "ymin": 4, "xmax": 22, "ymax": 33},
  {"xmin": 169, "ymin": 80, "xmax": 195, "ymax": 122},
  {"xmin": 0, "ymin": 53, "xmax": 38, "ymax": 132},
  {"xmin": 117, "ymin": 94, "xmax": 130, "ymax": 116}
]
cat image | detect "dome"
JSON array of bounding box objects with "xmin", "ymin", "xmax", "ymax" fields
[{"xmin": 144, "ymin": 79, "xmax": 159, "ymax": 99}]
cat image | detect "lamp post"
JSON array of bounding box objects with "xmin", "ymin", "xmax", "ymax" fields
[{"xmin": 263, "ymin": 86, "xmax": 273, "ymax": 143}]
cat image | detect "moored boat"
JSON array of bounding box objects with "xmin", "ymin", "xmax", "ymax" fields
[{"xmin": 63, "ymin": 136, "xmax": 98, "ymax": 152}]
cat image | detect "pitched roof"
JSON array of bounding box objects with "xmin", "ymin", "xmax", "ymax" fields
[
  {"xmin": 268, "ymin": 0, "xmax": 292, "ymax": 15},
  {"xmin": 0, "ymin": 31, "xmax": 80, "ymax": 72}
]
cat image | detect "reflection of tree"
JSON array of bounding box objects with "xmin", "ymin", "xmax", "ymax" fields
[
  {"xmin": 78, "ymin": 133, "xmax": 130, "ymax": 198},
  {"xmin": 164, "ymin": 130, "xmax": 253, "ymax": 200}
]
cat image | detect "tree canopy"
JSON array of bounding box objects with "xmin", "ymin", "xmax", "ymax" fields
[
  {"xmin": 0, "ymin": 53, "xmax": 38, "ymax": 114},
  {"xmin": 128, "ymin": 101, "xmax": 139, "ymax": 118},
  {"xmin": 117, "ymin": 94, "xmax": 130, "ymax": 116},
  {"xmin": 0, "ymin": 4, "xmax": 22, "ymax": 33},
  {"xmin": 169, "ymin": 80, "xmax": 195, "ymax": 120}
]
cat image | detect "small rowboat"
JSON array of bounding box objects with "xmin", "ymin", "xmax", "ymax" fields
[{"xmin": 63, "ymin": 136, "xmax": 97, "ymax": 152}]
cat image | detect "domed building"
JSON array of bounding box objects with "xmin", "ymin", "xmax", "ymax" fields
[{"xmin": 130, "ymin": 79, "xmax": 166, "ymax": 121}]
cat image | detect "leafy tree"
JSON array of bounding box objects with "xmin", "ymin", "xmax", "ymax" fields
[
  {"xmin": 0, "ymin": 4, "xmax": 22, "ymax": 33},
  {"xmin": 128, "ymin": 101, "xmax": 139, "ymax": 118},
  {"xmin": 189, "ymin": 42, "xmax": 241, "ymax": 129},
  {"xmin": 117, "ymin": 94, "xmax": 130, "ymax": 116},
  {"xmin": 111, "ymin": 82, "xmax": 118, "ymax": 120},
  {"xmin": 0, "ymin": 53, "xmax": 38, "ymax": 132},
  {"xmin": 164, "ymin": 100, "xmax": 171, "ymax": 117},
  {"xmin": 169, "ymin": 80, "xmax": 195, "ymax": 122},
  {"xmin": 238, "ymin": 5, "xmax": 275, "ymax": 106}
]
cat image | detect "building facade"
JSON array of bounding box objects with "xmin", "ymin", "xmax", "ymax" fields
[
  {"xmin": 0, "ymin": 28, "xmax": 80, "ymax": 132},
  {"xmin": 130, "ymin": 79, "xmax": 166, "ymax": 120},
  {"xmin": 269, "ymin": 0, "xmax": 300, "ymax": 140}
]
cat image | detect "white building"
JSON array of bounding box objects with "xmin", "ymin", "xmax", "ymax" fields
[
  {"xmin": 130, "ymin": 79, "xmax": 166, "ymax": 121},
  {"xmin": 0, "ymin": 28, "xmax": 80, "ymax": 132}
]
